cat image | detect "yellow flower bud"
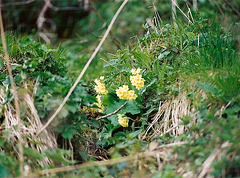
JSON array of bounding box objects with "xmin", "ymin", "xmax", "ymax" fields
[
  {"xmin": 116, "ymin": 85, "xmax": 137, "ymax": 101},
  {"xmin": 118, "ymin": 114, "xmax": 129, "ymax": 127},
  {"xmin": 94, "ymin": 77, "xmax": 108, "ymax": 95},
  {"xmin": 130, "ymin": 73, "xmax": 145, "ymax": 90}
]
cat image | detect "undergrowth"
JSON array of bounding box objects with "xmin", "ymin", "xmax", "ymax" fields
[{"xmin": 0, "ymin": 7, "xmax": 240, "ymax": 178}]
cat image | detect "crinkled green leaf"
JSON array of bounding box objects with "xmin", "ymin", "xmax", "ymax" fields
[{"xmin": 24, "ymin": 148, "xmax": 44, "ymax": 160}]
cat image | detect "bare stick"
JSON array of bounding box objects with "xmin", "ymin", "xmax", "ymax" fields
[
  {"xmin": 37, "ymin": 0, "xmax": 50, "ymax": 32},
  {"xmin": 224, "ymin": 0, "xmax": 240, "ymax": 17},
  {"xmin": 172, "ymin": 0, "xmax": 178, "ymax": 29},
  {"xmin": 0, "ymin": 0, "xmax": 35, "ymax": 7},
  {"xmin": 193, "ymin": 0, "xmax": 198, "ymax": 12},
  {"xmin": 37, "ymin": 0, "xmax": 52, "ymax": 43},
  {"xmin": 37, "ymin": 0, "xmax": 129, "ymax": 136},
  {"xmin": 159, "ymin": 124, "xmax": 178, "ymax": 137},
  {"xmin": 97, "ymin": 101, "xmax": 127, "ymax": 120},
  {"xmin": 0, "ymin": 4, "xmax": 23, "ymax": 176}
]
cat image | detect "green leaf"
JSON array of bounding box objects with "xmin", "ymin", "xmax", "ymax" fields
[
  {"xmin": 109, "ymin": 115, "xmax": 119, "ymax": 126},
  {"xmin": 79, "ymin": 151, "xmax": 88, "ymax": 161},
  {"xmin": 24, "ymin": 148, "xmax": 44, "ymax": 160},
  {"xmin": 11, "ymin": 44, "xmax": 19, "ymax": 55},
  {"xmin": 0, "ymin": 165, "xmax": 11, "ymax": 178},
  {"xmin": 142, "ymin": 107, "xmax": 156, "ymax": 116},
  {"xmin": 66, "ymin": 102, "xmax": 79, "ymax": 113},
  {"xmin": 0, "ymin": 137, "xmax": 5, "ymax": 147},
  {"xmin": 128, "ymin": 129, "xmax": 142, "ymax": 138},
  {"xmin": 102, "ymin": 94, "xmax": 117, "ymax": 106},
  {"xmin": 88, "ymin": 119, "xmax": 100, "ymax": 128},
  {"xmin": 122, "ymin": 101, "xmax": 140, "ymax": 115},
  {"xmin": 132, "ymin": 51, "xmax": 152, "ymax": 70},
  {"xmin": 157, "ymin": 51, "xmax": 170, "ymax": 60},
  {"xmin": 105, "ymin": 100, "xmax": 126, "ymax": 114},
  {"xmin": 61, "ymin": 126, "xmax": 77, "ymax": 140},
  {"xmin": 1, "ymin": 90, "xmax": 14, "ymax": 105},
  {"xmin": 44, "ymin": 149, "xmax": 72, "ymax": 164},
  {"xmin": 195, "ymin": 81, "xmax": 223, "ymax": 98},
  {"xmin": 2, "ymin": 130, "xmax": 11, "ymax": 138}
]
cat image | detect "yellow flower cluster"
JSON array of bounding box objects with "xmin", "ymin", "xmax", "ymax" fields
[
  {"xmin": 131, "ymin": 68, "xmax": 142, "ymax": 75},
  {"xmin": 94, "ymin": 95, "xmax": 104, "ymax": 113},
  {"xmin": 117, "ymin": 114, "xmax": 129, "ymax": 127},
  {"xmin": 116, "ymin": 85, "xmax": 137, "ymax": 101},
  {"xmin": 94, "ymin": 76, "xmax": 108, "ymax": 95},
  {"xmin": 130, "ymin": 68, "xmax": 145, "ymax": 90}
]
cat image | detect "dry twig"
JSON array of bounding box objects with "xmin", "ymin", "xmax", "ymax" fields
[
  {"xmin": 97, "ymin": 101, "xmax": 128, "ymax": 120},
  {"xmin": 224, "ymin": 0, "xmax": 240, "ymax": 17},
  {"xmin": 171, "ymin": 0, "xmax": 193, "ymax": 25},
  {"xmin": 37, "ymin": 0, "xmax": 51, "ymax": 43},
  {"xmin": 0, "ymin": 0, "xmax": 35, "ymax": 7}
]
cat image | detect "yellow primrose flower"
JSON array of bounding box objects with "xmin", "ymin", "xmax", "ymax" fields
[
  {"xmin": 116, "ymin": 85, "xmax": 129, "ymax": 100},
  {"xmin": 116, "ymin": 85, "xmax": 137, "ymax": 101},
  {"xmin": 117, "ymin": 114, "xmax": 129, "ymax": 127},
  {"xmin": 96, "ymin": 95, "xmax": 102, "ymax": 105},
  {"xmin": 126, "ymin": 90, "xmax": 137, "ymax": 101},
  {"xmin": 130, "ymin": 74, "xmax": 145, "ymax": 90},
  {"xmin": 131, "ymin": 68, "xmax": 142, "ymax": 75},
  {"xmin": 94, "ymin": 78, "xmax": 108, "ymax": 95},
  {"xmin": 94, "ymin": 95, "xmax": 104, "ymax": 113}
]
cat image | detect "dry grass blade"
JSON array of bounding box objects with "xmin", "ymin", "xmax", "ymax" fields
[
  {"xmin": 142, "ymin": 101, "xmax": 166, "ymax": 139},
  {"xmin": 171, "ymin": 0, "xmax": 193, "ymax": 24},
  {"xmin": 0, "ymin": 88, "xmax": 57, "ymax": 169},
  {"xmin": 143, "ymin": 92, "xmax": 194, "ymax": 140},
  {"xmin": 37, "ymin": 0, "xmax": 129, "ymax": 136}
]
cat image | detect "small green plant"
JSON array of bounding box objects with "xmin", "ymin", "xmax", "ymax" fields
[{"xmin": 91, "ymin": 67, "xmax": 147, "ymax": 147}]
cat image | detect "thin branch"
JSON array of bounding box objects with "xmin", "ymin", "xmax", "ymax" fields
[
  {"xmin": 193, "ymin": 0, "xmax": 198, "ymax": 12},
  {"xmin": 37, "ymin": 0, "xmax": 50, "ymax": 32},
  {"xmin": 38, "ymin": 32, "xmax": 51, "ymax": 44},
  {"xmin": 0, "ymin": 3, "xmax": 23, "ymax": 176},
  {"xmin": 224, "ymin": 0, "xmax": 240, "ymax": 17},
  {"xmin": 36, "ymin": 0, "xmax": 129, "ymax": 136},
  {"xmin": 97, "ymin": 101, "xmax": 128, "ymax": 120},
  {"xmin": 172, "ymin": 0, "xmax": 178, "ymax": 29},
  {"xmin": 0, "ymin": 0, "xmax": 35, "ymax": 7},
  {"xmin": 159, "ymin": 124, "xmax": 178, "ymax": 137}
]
